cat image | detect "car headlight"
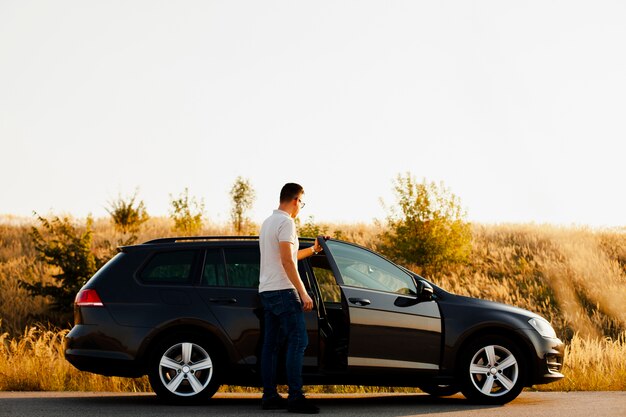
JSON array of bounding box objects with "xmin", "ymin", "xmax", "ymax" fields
[{"xmin": 528, "ymin": 317, "xmax": 557, "ymax": 339}]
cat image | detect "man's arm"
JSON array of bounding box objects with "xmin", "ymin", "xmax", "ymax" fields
[{"xmin": 279, "ymin": 241, "xmax": 314, "ymax": 311}]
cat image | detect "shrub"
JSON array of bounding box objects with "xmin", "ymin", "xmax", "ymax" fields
[
  {"xmin": 19, "ymin": 214, "xmax": 102, "ymax": 315},
  {"xmin": 169, "ymin": 188, "xmax": 204, "ymax": 236},
  {"xmin": 296, "ymin": 216, "xmax": 345, "ymax": 240},
  {"xmin": 105, "ymin": 189, "xmax": 149, "ymax": 240},
  {"xmin": 378, "ymin": 173, "xmax": 471, "ymax": 275}
]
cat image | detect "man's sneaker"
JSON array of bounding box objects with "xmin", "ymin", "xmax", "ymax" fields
[
  {"xmin": 261, "ymin": 395, "xmax": 288, "ymax": 410},
  {"xmin": 287, "ymin": 396, "xmax": 320, "ymax": 414}
]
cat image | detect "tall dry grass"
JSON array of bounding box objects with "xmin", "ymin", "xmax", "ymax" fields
[
  {"xmin": 0, "ymin": 258, "xmax": 52, "ymax": 335},
  {"xmin": 538, "ymin": 332, "xmax": 626, "ymax": 391},
  {"xmin": 0, "ymin": 321, "xmax": 150, "ymax": 392}
]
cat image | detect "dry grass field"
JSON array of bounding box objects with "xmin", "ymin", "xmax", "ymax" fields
[{"xmin": 0, "ymin": 215, "xmax": 625, "ymax": 392}]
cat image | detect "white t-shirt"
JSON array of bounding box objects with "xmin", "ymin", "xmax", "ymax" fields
[{"xmin": 258, "ymin": 209, "xmax": 299, "ymax": 293}]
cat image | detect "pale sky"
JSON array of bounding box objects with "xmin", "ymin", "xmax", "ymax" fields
[{"xmin": 1, "ymin": 1, "xmax": 625, "ymax": 227}]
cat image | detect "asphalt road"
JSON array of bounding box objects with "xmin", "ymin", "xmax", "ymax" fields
[{"xmin": 0, "ymin": 391, "xmax": 624, "ymax": 417}]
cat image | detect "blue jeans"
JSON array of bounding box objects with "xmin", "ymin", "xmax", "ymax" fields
[{"xmin": 259, "ymin": 289, "xmax": 308, "ymax": 400}]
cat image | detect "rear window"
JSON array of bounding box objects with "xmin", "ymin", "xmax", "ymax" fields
[{"xmin": 139, "ymin": 250, "xmax": 197, "ymax": 284}]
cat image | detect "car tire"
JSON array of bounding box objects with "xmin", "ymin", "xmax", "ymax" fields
[
  {"xmin": 147, "ymin": 333, "xmax": 221, "ymax": 404},
  {"xmin": 418, "ymin": 384, "xmax": 460, "ymax": 397},
  {"xmin": 459, "ymin": 335, "xmax": 526, "ymax": 405}
]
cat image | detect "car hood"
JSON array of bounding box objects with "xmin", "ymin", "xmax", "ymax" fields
[{"xmin": 447, "ymin": 293, "xmax": 542, "ymax": 320}]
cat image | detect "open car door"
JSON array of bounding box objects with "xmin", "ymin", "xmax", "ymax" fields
[{"xmin": 316, "ymin": 238, "xmax": 441, "ymax": 374}]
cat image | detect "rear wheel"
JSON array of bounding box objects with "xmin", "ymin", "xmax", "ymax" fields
[
  {"xmin": 460, "ymin": 336, "xmax": 526, "ymax": 405},
  {"xmin": 148, "ymin": 334, "xmax": 221, "ymax": 404}
]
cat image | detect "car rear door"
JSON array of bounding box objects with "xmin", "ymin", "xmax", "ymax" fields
[
  {"xmin": 196, "ymin": 245, "xmax": 262, "ymax": 366},
  {"xmin": 197, "ymin": 244, "xmax": 319, "ymax": 370},
  {"xmin": 318, "ymin": 239, "xmax": 442, "ymax": 373}
]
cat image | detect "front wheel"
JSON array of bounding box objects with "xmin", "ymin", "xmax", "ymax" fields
[
  {"xmin": 460, "ymin": 336, "xmax": 526, "ymax": 405},
  {"xmin": 148, "ymin": 334, "xmax": 221, "ymax": 404}
]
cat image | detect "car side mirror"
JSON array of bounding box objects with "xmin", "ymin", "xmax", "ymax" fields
[{"xmin": 416, "ymin": 280, "xmax": 434, "ymax": 302}]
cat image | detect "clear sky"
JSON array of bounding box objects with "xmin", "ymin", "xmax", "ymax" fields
[{"xmin": 1, "ymin": 1, "xmax": 625, "ymax": 227}]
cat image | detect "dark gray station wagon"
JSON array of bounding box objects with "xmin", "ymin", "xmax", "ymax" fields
[{"xmin": 65, "ymin": 236, "xmax": 564, "ymax": 405}]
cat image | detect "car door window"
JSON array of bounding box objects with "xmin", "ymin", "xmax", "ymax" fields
[
  {"xmin": 202, "ymin": 249, "xmax": 227, "ymax": 286},
  {"xmin": 224, "ymin": 247, "xmax": 260, "ymax": 288},
  {"xmin": 327, "ymin": 241, "xmax": 417, "ymax": 296},
  {"xmin": 310, "ymin": 255, "xmax": 341, "ymax": 303}
]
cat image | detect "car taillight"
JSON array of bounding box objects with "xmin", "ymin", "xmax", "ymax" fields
[{"xmin": 75, "ymin": 289, "xmax": 104, "ymax": 307}]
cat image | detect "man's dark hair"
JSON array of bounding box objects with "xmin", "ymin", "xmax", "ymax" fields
[{"xmin": 280, "ymin": 183, "xmax": 304, "ymax": 203}]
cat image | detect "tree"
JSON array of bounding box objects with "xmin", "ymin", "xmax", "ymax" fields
[
  {"xmin": 229, "ymin": 176, "xmax": 255, "ymax": 234},
  {"xmin": 106, "ymin": 189, "xmax": 149, "ymax": 241},
  {"xmin": 169, "ymin": 188, "xmax": 204, "ymax": 236},
  {"xmin": 20, "ymin": 214, "xmax": 103, "ymax": 314},
  {"xmin": 378, "ymin": 173, "xmax": 471, "ymax": 275}
]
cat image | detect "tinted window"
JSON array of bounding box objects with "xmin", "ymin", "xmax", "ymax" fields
[
  {"xmin": 224, "ymin": 247, "xmax": 260, "ymax": 288},
  {"xmin": 311, "ymin": 255, "xmax": 341, "ymax": 303},
  {"xmin": 140, "ymin": 250, "xmax": 196, "ymax": 284},
  {"xmin": 202, "ymin": 249, "xmax": 227, "ymax": 286},
  {"xmin": 327, "ymin": 241, "xmax": 417, "ymax": 295}
]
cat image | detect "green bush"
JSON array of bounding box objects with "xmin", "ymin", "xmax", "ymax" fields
[
  {"xmin": 378, "ymin": 173, "xmax": 471, "ymax": 275},
  {"xmin": 106, "ymin": 189, "xmax": 149, "ymax": 240},
  {"xmin": 20, "ymin": 215, "xmax": 103, "ymax": 314},
  {"xmin": 169, "ymin": 188, "xmax": 204, "ymax": 236},
  {"xmin": 297, "ymin": 216, "xmax": 344, "ymax": 240}
]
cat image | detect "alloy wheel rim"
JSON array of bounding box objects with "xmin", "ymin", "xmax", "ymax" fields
[
  {"xmin": 468, "ymin": 344, "xmax": 518, "ymax": 397},
  {"xmin": 159, "ymin": 342, "xmax": 213, "ymax": 396}
]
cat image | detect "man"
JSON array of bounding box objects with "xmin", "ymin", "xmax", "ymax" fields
[{"xmin": 258, "ymin": 183, "xmax": 322, "ymax": 414}]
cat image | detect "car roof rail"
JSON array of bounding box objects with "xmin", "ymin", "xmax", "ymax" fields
[
  {"xmin": 142, "ymin": 236, "xmax": 260, "ymax": 244},
  {"xmin": 141, "ymin": 235, "xmax": 318, "ymax": 245}
]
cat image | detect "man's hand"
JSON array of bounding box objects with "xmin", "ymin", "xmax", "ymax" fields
[
  {"xmin": 313, "ymin": 236, "xmax": 330, "ymax": 253},
  {"xmin": 300, "ymin": 291, "xmax": 314, "ymax": 312},
  {"xmin": 280, "ymin": 241, "xmax": 314, "ymax": 311}
]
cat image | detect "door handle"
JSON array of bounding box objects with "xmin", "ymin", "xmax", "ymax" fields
[
  {"xmin": 349, "ymin": 297, "xmax": 371, "ymax": 306},
  {"xmin": 208, "ymin": 297, "xmax": 237, "ymax": 304}
]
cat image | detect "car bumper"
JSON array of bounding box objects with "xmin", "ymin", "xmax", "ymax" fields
[
  {"xmin": 65, "ymin": 348, "xmax": 142, "ymax": 377},
  {"xmin": 64, "ymin": 319, "xmax": 151, "ymax": 378},
  {"xmin": 519, "ymin": 329, "xmax": 565, "ymax": 385}
]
